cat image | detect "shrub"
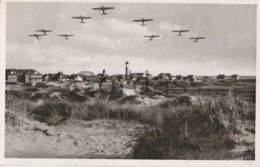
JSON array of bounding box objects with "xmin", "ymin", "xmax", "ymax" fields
[
  {"xmin": 132, "ymin": 94, "xmax": 255, "ymax": 159},
  {"xmin": 29, "ymin": 101, "xmax": 72, "ymax": 125}
]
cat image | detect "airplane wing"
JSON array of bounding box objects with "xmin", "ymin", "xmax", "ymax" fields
[
  {"xmin": 198, "ymin": 37, "xmax": 205, "ymax": 39},
  {"xmin": 66, "ymin": 35, "xmax": 74, "ymax": 36},
  {"xmin": 93, "ymin": 7, "xmax": 102, "ymax": 10},
  {"xmin": 36, "ymin": 34, "xmax": 45, "ymax": 36},
  {"xmin": 45, "ymin": 30, "xmax": 52, "ymax": 32},
  {"xmin": 133, "ymin": 19, "xmax": 141, "ymax": 22},
  {"xmin": 172, "ymin": 30, "xmax": 181, "ymax": 32},
  {"xmin": 58, "ymin": 34, "xmax": 66, "ymax": 36},
  {"xmin": 153, "ymin": 35, "xmax": 160, "ymax": 37},
  {"xmin": 143, "ymin": 19, "xmax": 153, "ymax": 22},
  {"xmin": 144, "ymin": 36, "xmax": 152, "ymax": 37},
  {"xmin": 189, "ymin": 37, "xmax": 196, "ymax": 39},
  {"xmin": 72, "ymin": 16, "xmax": 80, "ymax": 19},
  {"xmin": 29, "ymin": 35, "xmax": 35, "ymax": 37},
  {"xmin": 182, "ymin": 30, "xmax": 189, "ymax": 32},
  {"xmin": 104, "ymin": 7, "xmax": 114, "ymax": 10},
  {"xmin": 81, "ymin": 16, "xmax": 91, "ymax": 19}
]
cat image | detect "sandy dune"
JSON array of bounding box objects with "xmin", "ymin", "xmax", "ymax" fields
[{"xmin": 5, "ymin": 113, "xmax": 143, "ymax": 158}]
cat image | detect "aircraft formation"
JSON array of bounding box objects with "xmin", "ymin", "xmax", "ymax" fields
[{"xmin": 28, "ymin": 5, "xmax": 206, "ymax": 43}]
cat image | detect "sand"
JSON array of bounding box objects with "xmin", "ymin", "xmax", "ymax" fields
[{"xmin": 5, "ymin": 113, "xmax": 143, "ymax": 158}]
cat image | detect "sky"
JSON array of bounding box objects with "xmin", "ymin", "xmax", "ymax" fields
[{"xmin": 6, "ymin": 2, "xmax": 256, "ymax": 76}]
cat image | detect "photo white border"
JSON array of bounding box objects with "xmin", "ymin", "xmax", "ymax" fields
[{"xmin": 0, "ymin": 0, "xmax": 259, "ymax": 166}]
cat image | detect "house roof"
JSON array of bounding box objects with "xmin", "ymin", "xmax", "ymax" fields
[
  {"xmin": 51, "ymin": 72, "xmax": 70, "ymax": 80},
  {"xmin": 74, "ymin": 75, "xmax": 83, "ymax": 81},
  {"xmin": 6, "ymin": 69, "xmax": 41, "ymax": 75}
]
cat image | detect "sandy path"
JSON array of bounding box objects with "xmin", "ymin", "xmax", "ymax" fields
[{"xmin": 5, "ymin": 114, "xmax": 143, "ymax": 158}]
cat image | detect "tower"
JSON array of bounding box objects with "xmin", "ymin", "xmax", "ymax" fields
[{"xmin": 125, "ymin": 61, "xmax": 129, "ymax": 79}]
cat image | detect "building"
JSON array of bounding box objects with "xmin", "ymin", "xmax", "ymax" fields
[
  {"xmin": 231, "ymin": 74, "xmax": 239, "ymax": 80},
  {"xmin": 43, "ymin": 74, "xmax": 55, "ymax": 82},
  {"xmin": 6, "ymin": 69, "xmax": 18, "ymax": 82},
  {"xmin": 6, "ymin": 69, "xmax": 42, "ymax": 83},
  {"xmin": 74, "ymin": 75, "xmax": 83, "ymax": 82},
  {"xmin": 217, "ymin": 74, "xmax": 226, "ymax": 80},
  {"xmin": 51, "ymin": 72, "xmax": 70, "ymax": 81}
]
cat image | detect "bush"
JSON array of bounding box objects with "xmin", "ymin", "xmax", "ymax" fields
[
  {"xmin": 29, "ymin": 101, "xmax": 72, "ymax": 125},
  {"xmin": 132, "ymin": 94, "xmax": 255, "ymax": 159}
]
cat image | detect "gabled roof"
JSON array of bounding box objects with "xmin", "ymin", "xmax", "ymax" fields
[
  {"xmin": 51, "ymin": 72, "xmax": 70, "ymax": 80},
  {"xmin": 74, "ymin": 75, "xmax": 83, "ymax": 81}
]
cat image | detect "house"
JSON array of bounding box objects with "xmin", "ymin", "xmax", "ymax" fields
[
  {"xmin": 51, "ymin": 72, "xmax": 70, "ymax": 81},
  {"xmin": 74, "ymin": 75, "xmax": 83, "ymax": 82},
  {"xmin": 24, "ymin": 70, "xmax": 43, "ymax": 83},
  {"xmin": 6, "ymin": 69, "xmax": 18, "ymax": 82},
  {"xmin": 6, "ymin": 69, "xmax": 42, "ymax": 83},
  {"xmin": 217, "ymin": 74, "xmax": 226, "ymax": 80},
  {"xmin": 43, "ymin": 74, "xmax": 55, "ymax": 82},
  {"xmin": 231, "ymin": 74, "xmax": 239, "ymax": 80}
]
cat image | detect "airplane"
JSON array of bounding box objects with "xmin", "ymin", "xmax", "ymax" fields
[
  {"xmin": 144, "ymin": 35, "xmax": 160, "ymax": 41},
  {"xmin": 172, "ymin": 29, "xmax": 189, "ymax": 36},
  {"xmin": 133, "ymin": 18, "xmax": 153, "ymax": 26},
  {"xmin": 92, "ymin": 5, "xmax": 114, "ymax": 15},
  {"xmin": 189, "ymin": 36, "xmax": 205, "ymax": 42},
  {"xmin": 36, "ymin": 29, "xmax": 52, "ymax": 35},
  {"xmin": 72, "ymin": 15, "xmax": 91, "ymax": 23},
  {"xmin": 28, "ymin": 34, "xmax": 45, "ymax": 39},
  {"xmin": 58, "ymin": 34, "xmax": 74, "ymax": 40}
]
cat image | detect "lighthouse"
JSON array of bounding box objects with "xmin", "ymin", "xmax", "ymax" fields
[{"xmin": 125, "ymin": 61, "xmax": 129, "ymax": 79}]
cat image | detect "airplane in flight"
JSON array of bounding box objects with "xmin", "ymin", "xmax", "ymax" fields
[
  {"xmin": 133, "ymin": 18, "xmax": 153, "ymax": 26},
  {"xmin": 58, "ymin": 34, "xmax": 74, "ymax": 40},
  {"xmin": 28, "ymin": 34, "xmax": 45, "ymax": 39},
  {"xmin": 92, "ymin": 5, "xmax": 114, "ymax": 15},
  {"xmin": 189, "ymin": 36, "xmax": 205, "ymax": 42},
  {"xmin": 72, "ymin": 15, "xmax": 92, "ymax": 23},
  {"xmin": 144, "ymin": 35, "xmax": 160, "ymax": 41},
  {"xmin": 172, "ymin": 29, "xmax": 189, "ymax": 36},
  {"xmin": 36, "ymin": 29, "xmax": 52, "ymax": 35}
]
